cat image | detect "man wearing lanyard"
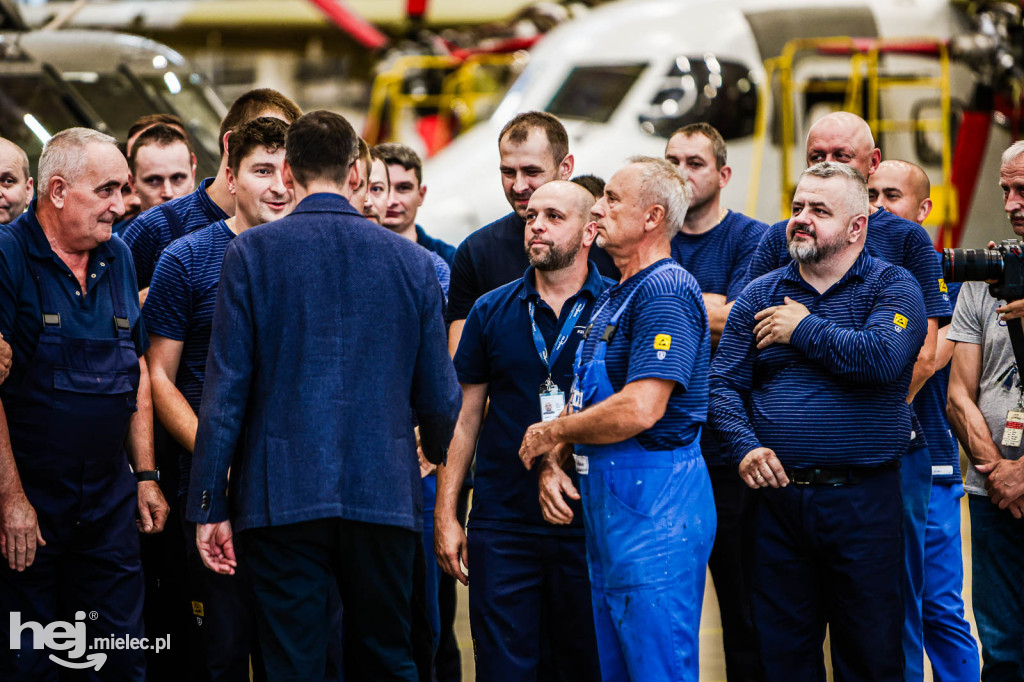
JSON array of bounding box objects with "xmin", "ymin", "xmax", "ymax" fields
[
  {"xmin": 711, "ymin": 163, "xmax": 926, "ymax": 681},
  {"xmin": 520, "ymin": 157, "xmax": 715, "ymax": 681},
  {"xmin": 436, "ymin": 181, "xmax": 605, "ymax": 680},
  {"xmin": 0, "ymin": 128, "xmax": 167, "ymax": 679}
]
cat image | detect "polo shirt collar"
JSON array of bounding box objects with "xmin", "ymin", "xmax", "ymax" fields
[
  {"xmin": 195, "ymin": 177, "xmax": 229, "ymax": 221},
  {"xmin": 780, "ymin": 246, "xmax": 873, "ymax": 290},
  {"xmin": 518, "ymin": 261, "xmax": 605, "ymax": 303},
  {"xmin": 290, "ymin": 192, "xmax": 364, "ymax": 217},
  {"xmin": 20, "ymin": 201, "xmax": 119, "ymax": 265}
]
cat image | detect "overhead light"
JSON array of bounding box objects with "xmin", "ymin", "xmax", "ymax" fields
[
  {"xmin": 163, "ymin": 72, "xmax": 182, "ymax": 95},
  {"xmin": 24, "ymin": 114, "xmax": 51, "ymax": 144},
  {"xmin": 152, "ymin": 55, "xmax": 168, "ymax": 69}
]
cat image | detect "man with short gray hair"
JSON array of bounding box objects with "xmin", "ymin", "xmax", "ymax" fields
[
  {"xmin": 711, "ymin": 162, "xmax": 927, "ymax": 681},
  {"xmin": 519, "ymin": 157, "xmax": 714, "ymax": 681},
  {"xmin": 0, "ymin": 127, "xmax": 167, "ymax": 680},
  {"xmin": 947, "ymin": 139, "xmax": 1024, "ymax": 680}
]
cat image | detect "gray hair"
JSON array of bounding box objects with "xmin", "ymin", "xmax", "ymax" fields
[
  {"xmin": 1002, "ymin": 141, "xmax": 1024, "ymax": 168},
  {"xmin": 626, "ymin": 155, "xmax": 692, "ymax": 238},
  {"xmin": 798, "ymin": 161, "xmax": 870, "ymax": 218},
  {"xmin": 38, "ymin": 128, "xmax": 117, "ymax": 196}
]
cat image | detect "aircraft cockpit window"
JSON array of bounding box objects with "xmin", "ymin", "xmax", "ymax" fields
[
  {"xmin": 546, "ymin": 64, "xmax": 647, "ymax": 124},
  {"xmin": 0, "ymin": 74, "xmax": 83, "ymax": 173},
  {"xmin": 639, "ymin": 55, "xmax": 758, "ymax": 141},
  {"xmin": 136, "ymin": 71, "xmax": 224, "ymax": 162},
  {"xmin": 62, "ymin": 70, "xmax": 156, "ymax": 141}
]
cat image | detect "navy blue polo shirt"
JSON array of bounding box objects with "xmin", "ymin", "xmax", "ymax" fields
[
  {"xmin": 580, "ymin": 258, "xmax": 710, "ymax": 450},
  {"xmin": 671, "ymin": 210, "xmax": 768, "ymax": 302},
  {"xmin": 454, "ymin": 261, "xmax": 612, "ymax": 535},
  {"xmin": 0, "ymin": 203, "xmax": 148, "ymax": 392},
  {"xmin": 912, "ymin": 250, "xmax": 963, "ymax": 484},
  {"xmin": 671, "ymin": 210, "xmax": 768, "ymax": 467},
  {"xmin": 416, "ymin": 224, "xmax": 457, "ymax": 266},
  {"xmin": 446, "ymin": 211, "xmax": 620, "ymax": 323},
  {"xmin": 122, "ymin": 177, "xmax": 229, "ymax": 289},
  {"xmin": 143, "ymin": 218, "xmax": 234, "ymax": 493},
  {"xmin": 710, "ymin": 249, "xmax": 927, "ymax": 468}
]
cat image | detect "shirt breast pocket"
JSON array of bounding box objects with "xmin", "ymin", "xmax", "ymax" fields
[{"xmin": 53, "ymin": 367, "xmax": 135, "ymax": 395}]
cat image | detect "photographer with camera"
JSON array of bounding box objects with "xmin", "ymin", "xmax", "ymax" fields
[{"xmin": 947, "ymin": 141, "xmax": 1024, "ymax": 679}]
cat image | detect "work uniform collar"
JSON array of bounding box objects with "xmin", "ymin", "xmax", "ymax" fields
[
  {"xmin": 195, "ymin": 177, "xmax": 229, "ymax": 221},
  {"xmin": 290, "ymin": 192, "xmax": 364, "ymax": 217},
  {"xmin": 519, "ymin": 261, "xmax": 605, "ymax": 304},
  {"xmin": 20, "ymin": 200, "xmax": 120, "ymax": 268}
]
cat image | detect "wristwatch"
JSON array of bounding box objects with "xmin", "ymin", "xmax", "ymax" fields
[{"xmin": 134, "ymin": 469, "xmax": 160, "ymax": 483}]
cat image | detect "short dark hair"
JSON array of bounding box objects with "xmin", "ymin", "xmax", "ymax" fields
[
  {"xmin": 285, "ymin": 110, "xmax": 359, "ymax": 187},
  {"xmin": 128, "ymin": 124, "xmax": 195, "ymax": 173},
  {"xmin": 357, "ymin": 138, "xmax": 372, "ymax": 182},
  {"xmin": 670, "ymin": 123, "xmax": 727, "ymax": 169},
  {"xmin": 498, "ymin": 112, "xmax": 568, "ymax": 166},
  {"xmin": 126, "ymin": 113, "xmax": 186, "ymax": 146},
  {"xmin": 571, "ymin": 174, "xmax": 605, "ymax": 199},
  {"xmin": 373, "ymin": 142, "xmax": 422, "ymax": 185},
  {"xmin": 219, "ymin": 88, "xmax": 302, "ymax": 155},
  {"xmin": 369, "ymin": 148, "xmax": 391, "ymax": 191},
  {"xmin": 228, "ymin": 117, "xmax": 289, "ymax": 173}
]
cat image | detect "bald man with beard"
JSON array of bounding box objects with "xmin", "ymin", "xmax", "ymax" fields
[
  {"xmin": 437, "ymin": 181, "xmax": 607, "ymax": 682},
  {"xmin": 869, "ymin": 160, "xmax": 981, "ymax": 681},
  {"xmin": 745, "ymin": 112, "xmax": 952, "ymax": 682}
]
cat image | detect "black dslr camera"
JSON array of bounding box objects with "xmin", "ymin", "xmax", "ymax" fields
[
  {"xmin": 944, "ymin": 239, "xmax": 1024, "ymax": 370},
  {"xmin": 943, "ymin": 239, "xmax": 1024, "ymax": 301}
]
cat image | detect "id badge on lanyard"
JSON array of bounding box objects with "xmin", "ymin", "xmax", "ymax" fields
[
  {"xmin": 529, "ymin": 299, "xmax": 585, "ymax": 422},
  {"xmin": 539, "ymin": 377, "xmax": 565, "ymax": 422}
]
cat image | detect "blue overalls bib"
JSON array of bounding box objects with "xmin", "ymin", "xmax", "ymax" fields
[
  {"xmin": 0, "ymin": 253, "xmax": 146, "ymax": 681},
  {"xmin": 571, "ymin": 264, "xmax": 716, "ymax": 682}
]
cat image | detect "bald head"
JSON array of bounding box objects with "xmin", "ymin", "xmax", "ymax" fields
[
  {"xmin": 806, "ymin": 112, "xmax": 881, "ymax": 179},
  {"xmin": 0, "ymin": 138, "xmax": 33, "ymax": 223},
  {"xmin": 524, "ymin": 180, "xmax": 597, "ymax": 271},
  {"xmin": 868, "ymin": 160, "xmax": 932, "ymax": 224}
]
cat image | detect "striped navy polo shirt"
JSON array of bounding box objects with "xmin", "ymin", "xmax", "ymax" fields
[{"xmin": 710, "ymin": 249, "xmax": 927, "ymax": 468}]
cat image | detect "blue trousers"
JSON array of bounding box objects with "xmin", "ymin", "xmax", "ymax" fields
[
  {"xmin": 579, "ymin": 448, "xmax": 715, "ymax": 682},
  {"xmin": 750, "ymin": 467, "xmax": 904, "ymax": 682},
  {"xmin": 467, "ymin": 527, "xmax": 600, "ymax": 682},
  {"xmin": 968, "ymin": 494, "xmax": 1024, "ymax": 682},
  {"xmin": 923, "ymin": 482, "xmax": 979, "ymax": 682},
  {"xmin": 902, "ymin": 440, "xmax": 932, "ymax": 682},
  {"xmin": 0, "ymin": 463, "xmax": 147, "ymax": 681}
]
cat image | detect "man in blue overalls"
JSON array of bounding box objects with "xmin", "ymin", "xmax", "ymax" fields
[
  {"xmin": 520, "ymin": 156, "xmax": 716, "ymax": 681},
  {"xmin": 0, "ymin": 128, "xmax": 168, "ymax": 680}
]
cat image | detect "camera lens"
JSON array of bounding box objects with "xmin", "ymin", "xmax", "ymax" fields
[{"xmin": 943, "ymin": 248, "xmax": 1004, "ymax": 283}]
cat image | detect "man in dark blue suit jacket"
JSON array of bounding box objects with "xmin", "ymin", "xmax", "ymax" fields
[{"xmin": 186, "ymin": 110, "xmax": 461, "ymax": 681}]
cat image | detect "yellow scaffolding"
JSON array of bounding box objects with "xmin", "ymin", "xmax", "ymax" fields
[
  {"xmin": 757, "ymin": 36, "xmax": 956, "ymax": 237},
  {"xmin": 363, "ymin": 53, "xmax": 523, "ymax": 148}
]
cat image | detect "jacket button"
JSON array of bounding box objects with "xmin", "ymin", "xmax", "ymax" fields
[{"xmin": 200, "ymin": 491, "xmax": 210, "ymax": 511}]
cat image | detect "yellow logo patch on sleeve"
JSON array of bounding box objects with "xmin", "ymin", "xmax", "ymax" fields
[
  {"xmin": 938, "ymin": 278, "xmax": 948, "ymax": 293},
  {"xmin": 893, "ymin": 313, "xmax": 908, "ymax": 329},
  {"xmin": 191, "ymin": 601, "xmax": 205, "ymax": 617},
  {"xmin": 653, "ymin": 334, "xmax": 672, "ymax": 351}
]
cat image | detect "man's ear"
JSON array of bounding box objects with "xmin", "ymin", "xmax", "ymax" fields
[
  {"xmin": 225, "ymin": 167, "xmax": 237, "ymax": 196},
  {"xmin": 282, "ymin": 161, "xmax": 296, "ymax": 192},
  {"xmin": 559, "ymin": 154, "xmax": 575, "ymax": 181},
  {"xmin": 346, "ymin": 162, "xmax": 362, "ymax": 194},
  {"xmin": 127, "ymin": 172, "xmax": 136, "ymax": 195},
  {"xmin": 190, "ymin": 154, "xmax": 198, "ymax": 178},
  {"xmin": 49, "ymin": 177, "xmax": 67, "ymax": 210},
  {"xmin": 25, "ymin": 177, "xmax": 33, "ymax": 197},
  {"xmin": 849, "ymin": 214, "xmax": 868, "ymax": 242},
  {"xmin": 917, "ymin": 198, "xmax": 934, "ymax": 225},
  {"xmin": 719, "ymin": 165, "xmax": 732, "ymax": 189},
  {"xmin": 221, "ymin": 130, "xmax": 233, "ymax": 164},
  {"xmin": 581, "ymin": 220, "xmax": 598, "ymax": 249},
  {"xmin": 644, "ymin": 205, "xmax": 666, "ymax": 233}
]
